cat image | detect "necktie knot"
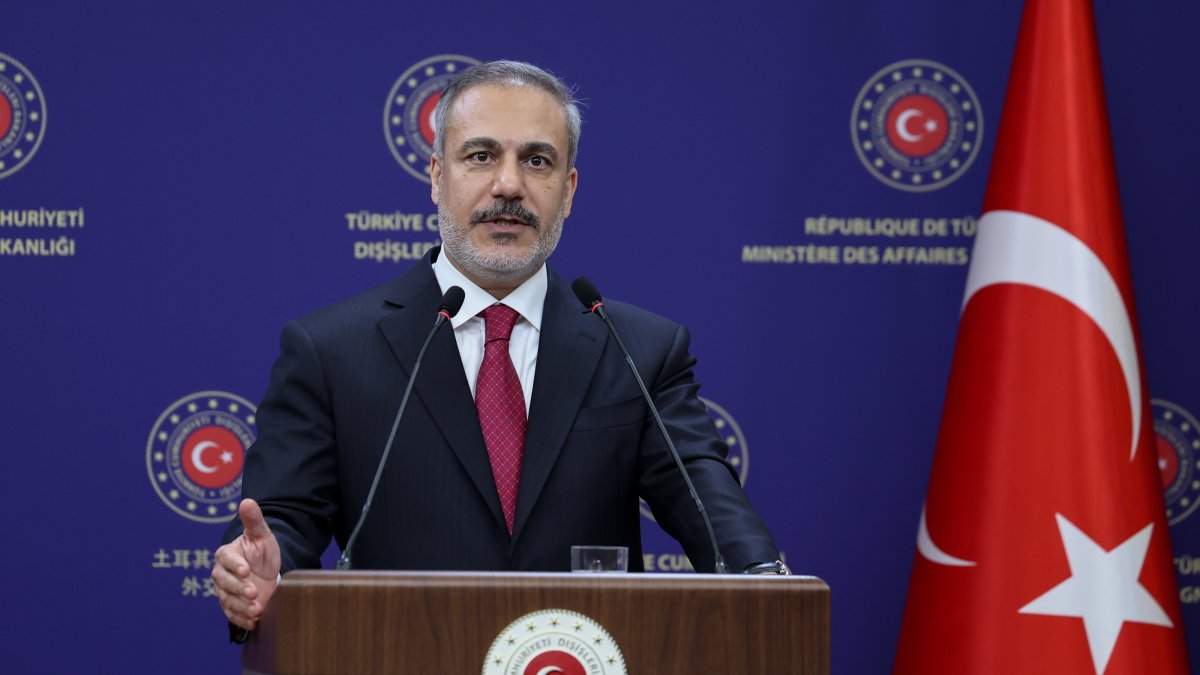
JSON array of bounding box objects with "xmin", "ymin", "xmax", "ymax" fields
[{"xmin": 482, "ymin": 304, "xmax": 520, "ymax": 342}]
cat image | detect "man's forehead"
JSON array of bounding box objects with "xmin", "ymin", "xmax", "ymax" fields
[{"xmin": 445, "ymin": 84, "xmax": 569, "ymax": 145}]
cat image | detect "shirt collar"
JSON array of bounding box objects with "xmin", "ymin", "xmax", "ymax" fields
[{"xmin": 432, "ymin": 247, "xmax": 546, "ymax": 331}]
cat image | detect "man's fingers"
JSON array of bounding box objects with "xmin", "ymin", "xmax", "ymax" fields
[
  {"xmin": 215, "ymin": 584, "xmax": 257, "ymax": 617},
  {"xmin": 213, "ymin": 515, "xmax": 277, "ymax": 634},
  {"xmin": 213, "ymin": 569, "xmax": 267, "ymax": 628},
  {"xmin": 214, "ymin": 505, "xmax": 280, "ymax": 635},
  {"xmin": 211, "ymin": 557, "xmax": 255, "ymax": 598},
  {"xmin": 225, "ymin": 606, "xmax": 259, "ymax": 632},
  {"xmin": 238, "ymin": 498, "xmax": 272, "ymax": 542},
  {"xmin": 215, "ymin": 543, "xmax": 250, "ymax": 579},
  {"xmin": 227, "ymin": 597, "xmax": 264, "ymax": 624}
]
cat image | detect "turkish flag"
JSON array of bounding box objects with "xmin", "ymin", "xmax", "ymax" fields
[{"xmin": 893, "ymin": 1, "xmax": 1190, "ymax": 674}]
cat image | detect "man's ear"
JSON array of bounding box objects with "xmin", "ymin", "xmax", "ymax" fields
[
  {"xmin": 562, "ymin": 166, "xmax": 579, "ymax": 219},
  {"xmin": 429, "ymin": 154, "xmax": 442, "ymax": 206}
]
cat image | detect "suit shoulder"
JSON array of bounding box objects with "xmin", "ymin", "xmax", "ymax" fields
[
  {"xmin": 600, "ymin": 297, "xmax": 685, "ymax": 339},
  {"xmin": 295, "ymin": 279, "xmax": 393, "ymax": 332},
  {"xmin": 290, "ymin": 265, "xmax": 435, "ymax": 343}
]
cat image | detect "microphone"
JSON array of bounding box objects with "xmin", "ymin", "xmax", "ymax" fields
[
  {"xmin": 336, "ymin": 285, "xmax": 465, "ymax": 570},
  {"xmin": 570, "ymin": 277, "xmax": 729, "ymax": 574}
]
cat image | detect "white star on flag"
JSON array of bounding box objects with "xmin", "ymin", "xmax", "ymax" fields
[
  {"xmin": 1019, "ymin": 513, "xmax": 1173, "ymax": 675},
  {"xmin": 220, "ymin": 450, "xmax": 234, "ymax": 464}
]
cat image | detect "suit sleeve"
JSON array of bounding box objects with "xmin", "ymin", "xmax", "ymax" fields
[
  {"xmin": 635, "ymin": 323, "xmax": 782, "ymax": 572},
  {"xmin": 221, "ymin": 319, "xmax": 339, "ymax": 573}
]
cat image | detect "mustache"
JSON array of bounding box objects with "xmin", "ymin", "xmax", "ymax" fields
[{"xmin": 470, "ymin": 200, "xmax": 540, "ymax": 230}]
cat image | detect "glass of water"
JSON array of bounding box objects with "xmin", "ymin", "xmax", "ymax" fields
[{"xmin": 570, "ymin": 545, "xmax": 629, "ymax": 573}]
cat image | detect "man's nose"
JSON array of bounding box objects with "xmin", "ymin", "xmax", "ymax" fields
[{"xmin": 490, "ymin": 156, "xmax": 526, "ymax": 200}]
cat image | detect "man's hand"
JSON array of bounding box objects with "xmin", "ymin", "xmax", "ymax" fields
[{"xmin": 212, "ymin": 499, "xmax": 282, "ymax": 631}]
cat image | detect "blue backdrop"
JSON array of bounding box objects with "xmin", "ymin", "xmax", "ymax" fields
[{"xmin": 1, "ymin": 1, "xmax": 1196, "ymax": 673}]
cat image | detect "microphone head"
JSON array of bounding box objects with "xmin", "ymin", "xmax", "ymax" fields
[
  {"xmin": 440, "ymin": 286, "xmax": 466, "ymax": 318},
  {"xmin": 571, "ymin": 277, "xmax": 603, "ymax": 310}
]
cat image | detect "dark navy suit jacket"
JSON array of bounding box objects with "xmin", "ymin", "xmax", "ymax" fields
[{"xmin": 224, "ymin": 248, "xmax": 779, "ymax": 574}]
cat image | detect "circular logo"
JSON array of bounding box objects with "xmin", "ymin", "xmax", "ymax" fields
[
  {"xmin": 640, "ymin": 398, "xmax": 749, "ymax": 521},
  {"xmin": 146, "ymin": 391, "xmax": 257, "ymax": 523},
  {"xmin": 850, "ymin": 59, "xmax": 983, "ymax": 192},
  {"xmin": 0, "ymin": 52, "xmax": 47, "ymax": 180},
  {"xmin": 1152, "ymin": 399, "xmax": 1200, "ymax": 525},
  {"xmin": 483, "ymin": 609, "xmax": 627, "ymax": 675},
  {"xmin": 383, "ymin": 54, "xmax": 480, "ymax": 184}
]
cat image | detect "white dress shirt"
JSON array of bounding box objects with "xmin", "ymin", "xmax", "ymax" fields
[{"xmin": 432, "ymin": 251, "xmax": 546, "ymax": 414}]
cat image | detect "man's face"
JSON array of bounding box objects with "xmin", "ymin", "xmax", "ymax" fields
[{"xmin": 430, "ymin": 84, "xmax": 578, "ymax": 290}]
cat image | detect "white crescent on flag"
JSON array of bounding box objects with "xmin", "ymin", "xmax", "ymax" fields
[
  {"xmin": 917, "ymin": 505, "xmax": 976, "ymax": 566},
  {"xmin": 918, "ymin": 209, "xmax": 1142, "ymax": 567},
  {"xmin": 963, "ymin": 209, "xmax": 1140, "ymax": 462}
]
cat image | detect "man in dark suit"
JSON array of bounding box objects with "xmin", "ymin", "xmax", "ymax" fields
[{"xmin": 212, "ymin": 60, "xmax": 784, "ymax": 635}]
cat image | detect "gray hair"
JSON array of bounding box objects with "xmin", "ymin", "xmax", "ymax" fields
[{"xmin": 433, "ymin": 60, "xmax": 583, "ymax": 168}]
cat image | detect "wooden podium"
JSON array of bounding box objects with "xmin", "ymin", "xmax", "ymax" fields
[{"xmin": 242, "ymin": 570, "xmax": 829, "ymax": 674}]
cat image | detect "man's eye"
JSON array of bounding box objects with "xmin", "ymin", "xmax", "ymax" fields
[
  {"xmin": 528, "ymin": 156, "xmax": 548, "ymax": 168},
  {"xmin": 471, "ymin": 152, "xmax": 491, "ymax": 162}
]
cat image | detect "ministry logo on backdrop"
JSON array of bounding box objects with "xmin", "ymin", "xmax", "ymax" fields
[
  {"xmin": 1153, "ymin": 399, "xmax": 1200, "ymax": 525},
  {"xmin": 641, "ymin": 398, "xmax": 749, "ymax": 521},
  {"xmin": 146, "ymin": 391, "xmax": 256, "ymax": 524},
  {"xmin": 0, "ymin": 52, "xmax": 47, "ymax": 180},
  {"xmin": 851, "ymin": 59, "xmax": 983, "ymax": 192},
  {"xmin": 383, "ymin": 54, "xmax": 480, "ymax": 184}
]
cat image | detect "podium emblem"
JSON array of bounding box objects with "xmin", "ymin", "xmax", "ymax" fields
[{"xmin": 483, "ymin": 608, "xmax": 627, "ymax": 674}]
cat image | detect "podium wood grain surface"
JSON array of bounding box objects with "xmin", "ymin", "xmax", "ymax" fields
[{"xmin": 243, "ymin": 570, "xmax": 829, "ymax": 674}]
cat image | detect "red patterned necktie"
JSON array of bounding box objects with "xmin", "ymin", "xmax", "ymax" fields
[{"xmin": 475, "ymin": 304, "xmax": 526, "ymax": 534}]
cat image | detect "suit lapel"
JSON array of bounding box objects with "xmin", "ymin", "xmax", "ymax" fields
[
  {"xmin": 375, "ymin": 257, "xmax": 506, "ymax": 530},
  {"xmin": 512, "ymin": 272, "xmax": 608, "ymax": 542}
]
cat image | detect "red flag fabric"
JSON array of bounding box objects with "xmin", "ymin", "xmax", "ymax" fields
[{"xmin": 893, "ymin": 1, "xmax": 1190, "ymax": 673}]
